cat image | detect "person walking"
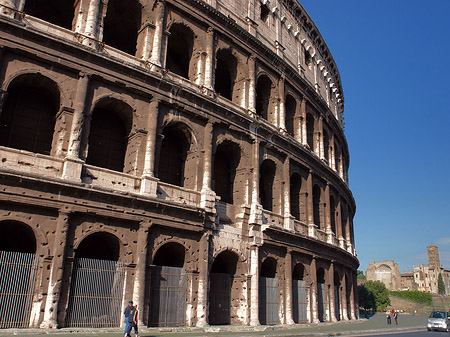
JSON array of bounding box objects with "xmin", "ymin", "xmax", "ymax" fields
[
  {"xmin": 123, "ymin": 301, "xmax": 133, "ymax": 336},
  {"xmin": 386, "ymin": 313, "xmax": 391, "ymax": 325},
  {"xmin": 393, "ymin": 311, "xmax": 398, "ymax": 325},
  {"xmin": 124, "ymin": 305, "xmax": 139, "ymax": 337}
]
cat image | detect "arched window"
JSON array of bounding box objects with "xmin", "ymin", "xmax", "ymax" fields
[
  {"xmin": 293, "ymin": 264, "xmax": 304, "ymax": 281},
  {"xmin": 215, "ymin": 49, "xmax": 237, "ymax": 101},
  {"xmin": 213, "ymin": 141, "xmax": 240, "ymax": 204},
  {"xmin": 330, "ymin": 195, "xmax": 336, "ymax": 235},
  {"xmin": 158, "ymin": 124, "xmax": 190, "ymax": 187},
  {"xmin": 259, "ymin": 159, "xmax": 276, "ymax": 211},
  {"xmin": 0, "ymin": 221, "xmax": 36, "ymax": 253},
  {"xmin": 103, "ymin": 0, "xmax": 141, "ymax": 55},
  {"xmin": 323, "ymin": 129, "xmax": 329, "ymax": 161},
  {"xmin": 153, "ymin": 242, "xmax": 185, "ymax": 268},
  {"xmin": 306, "ymin": 113, "xmax": 315, "ymax": 150},
  {"xmin": 166, "ymin": 24, "xmax": 194, "ymax": 79},
  {"xmin": 0, "ymin": 76, "xmax": 59, "ymax": 155},
  {"xmin": 255, "ymin": 75, "xmax": 272, "ymax": 121},
  {"xmin": 285, "ymin": 94, "xmax": 296, "ymax": 137},
  {"xmin": 341, "ymin": 200, "xmax": 347, "ymax": 240},
  {"xmin": 290, "ymin": 173, "xmax": 301, "ymax": 220},
  {"xmin": 24, "ymin": 0, "xmax": 75, "ymax": 30},
  {"xmin": 86, "ymin": 101, "xmax": 131, "ymax": 172},
  {"xmin": 261, "ymin": 257, "xmax": 277, "ymax": 278},
  {"xmin": 313, "ymin": 185, "xmax": 322, "ymax": 229},
  {"xmin": 76, "ymin": 232, "xmax": 120, "ymax": 261}
]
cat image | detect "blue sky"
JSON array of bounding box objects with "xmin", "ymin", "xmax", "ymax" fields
[{"xmin": 299, "ymin": 1, "xmax": 450, "ymax": 273}]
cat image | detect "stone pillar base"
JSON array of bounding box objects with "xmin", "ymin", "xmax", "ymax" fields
[
  {"xmin": 200, "ymin": 188, "xmax": 216, "ymax": 213},
  {"xmin": 140, "ymin": 175, "xmax": 158, "ymax": 197},
  {"xmin": 62, "ymin": 157, "xmax": 83, "ymax": 181},
  {"xmin": 308, "ymin": 223, "xmax": 317, "ymax": 238}
]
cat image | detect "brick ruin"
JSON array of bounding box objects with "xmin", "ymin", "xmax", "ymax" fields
[{"xmin": 0, "ymin": 0, "xmax": 358, "ymax": 329}]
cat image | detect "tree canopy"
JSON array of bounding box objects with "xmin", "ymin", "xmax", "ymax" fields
[{"xmin": 358, "ymin": 281, "xmax": 390, "ymax": 311}]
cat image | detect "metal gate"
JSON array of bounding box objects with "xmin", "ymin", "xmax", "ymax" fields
[
  {"xmin": 149, "ymin": 266, "xmax": 187, "ymax": 327},
  {"xmin": 259, "ymin": 277, "xmax": 279, "ymax": 325},
  {"xmin": 292, "ymin": 279, "xmax": 307, "ymax": 323},
  {"xmin": 334, "ymin": 285, "xmax": 340, "ymax": 320},
  {"xmin": 0, "ymin": 250, "xmax": 38, "ymax": 328},
  {"xmin": 65, "ymin": 257, "xmax": 125, "ymax": 328},
  {"xmin": 317, "ymin": 283, "xmax": 326, "ymax": 322},
  {"xmin": 209, "ymin": 272, "xmax": 232, "ymax": 325}
]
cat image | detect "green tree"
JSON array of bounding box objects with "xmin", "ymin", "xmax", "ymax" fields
[
  {"xmin": 357, "ymin": 270, "xmax": 366, "ymax": 280},
  {"xmin": 358, "ymin": 284, "xmax": 375, "ymax": 313},
  {"xmin": 364, "ymin": 280, "xmax": 391, "ymax": 311},
  {"xmin": 438, "ymin": 273, "xmax": 446, "ymax": 295}
]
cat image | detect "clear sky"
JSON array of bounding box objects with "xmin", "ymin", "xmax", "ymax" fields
[{"xmin": 299, "ymin": 0, "xmax": 450, "ymax": 273}]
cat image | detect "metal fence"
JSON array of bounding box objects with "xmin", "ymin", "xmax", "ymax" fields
[
  {"xmin": 209, "ymin": 272, "xmax": 232, "ymax": 325},
  {"xmin": 317, "ymin": 283, "xmax": 327, "ymax": 322},
  {"xmin": 65, "ymin": 257, "xmax": 125, "ymax": 328},
  {"xmin": 149, "ymin": 266, "xmax": 187, "ymax": 327},
  {"xmin": 0, "ymin": 250, "xmax": 38, "ymax": 328},
  {"xmin": 259, "ymin": 277, "xmax": 279, "ymax": 325},
  {"xmin": 292, "ymin": 279, "xmax": 308, "ymax": 323}
]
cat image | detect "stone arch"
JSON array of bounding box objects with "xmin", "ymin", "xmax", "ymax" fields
[
  {"xmin": 24, "ymin": 0, "xmax": 75, "ymax": 30},
  {"xmin": 157, "ymin": 121, "xmax": 195, "ymax": 187},
  {"xmin": 103, "ymin": 0, "xmax": 141, "ymax": 55},
  {"xmin": 214, "ymin": 48, "xmax": 237, "ymax": 101},
  {"xmin": 0, "ymin": 220, "xmax": 37, "ymax": 254},
  {"xmin": 85, "ymin": 98, "xmax": 133, "ymax": 172},
  {"xmin": 306, "ymin": 112, "xmax": 315, "ymax": 150},
  {"xmin": 259, "ymin": 256, "xmax": 279, "ymax": 325},
  {"xmin": 255, "ymin": 73, "xmax": 274, "ymax": 122},
  {"xmin": 293, "ymin": 263, "xmax": 305, "ymax": 281},
  {"xmin": 153, "ymin": 241, "xmax": 185, "ymax": 268},
  {"xmin": 285, "ymin": 94, "xmax": 297, "ymax": 137},
  {"xmin": 316, "ymin": 267, "xmax": 326, "ymax": 322},
  {"xmin": 0, "ymin": 73, "xmax": 60, "ymax": 156},
  {"xmin": 334, "ymin": 270, "xmax": 341, "ymax": 321},
  {"xmin": 209, "ymin": 249, "xmax": 240, "ymax": 325},
  {"xmin": 313, "ymin": 184, "xmax": 323, "ymax": 230},
  {"xmin": 74, "ymin": 231, "xmax": 121, "ymax": 261},
  {"xmin": 290, "ymin": 172, "xmax": 302, "ymax": 220},
  {"xmin": 213, "ymin": 140, "xmax": 241, "ymax": 204},
  {"xmin": 259, "ymin": 159, "xmax": 276, "ymax": 212},
  {"xmin": 165, "ymin": 22, "xmax": 195, "ymax": 80},
  {"xmin": 292, "ymin": 262, "xmax": 307, "ymax": 323}
]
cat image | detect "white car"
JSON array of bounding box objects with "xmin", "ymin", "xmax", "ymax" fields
[{"xmin": 427, "ymin": 311, "xmax": 450, "ymax": 332}]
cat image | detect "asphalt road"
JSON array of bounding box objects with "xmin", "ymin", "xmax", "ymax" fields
[{"xmin": 354, "ymin": 332, "xmax": 446, "ymax": 337}]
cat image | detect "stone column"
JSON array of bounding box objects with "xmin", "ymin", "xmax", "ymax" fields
[
  {"xmin": 310, "ymin": 257, "xmax": 319, "ymax": 323},
  {"xmin": 329, "ymin": 262, "xmax": 337, "ymax": 322},
  {"xmin": 196, "ymin": 232, "xmax": 210, "ymax": 327},
  {"xmin": 283, "ymin": 156, "xmax": 293, "ymax": 231},
  {"xmin": 249, "ymin": 137, "xmax": 262, "ymax": 224},
  {"xmin": 83, "ymin": 0, "xmax": 101, "ymax": 46},
  {"xmin": 63, "ymin": 73, "xmax": 89, "ymax": 181},
  {"xmin": 342, "ymin": 274, "xmax": 349, "ymax": 320},
  {"xmin": 300, "ymin": 96, "xmax": 307, "ymax": 145},
  {"xmin": 200, "ymin": 121, "xmax": 216, "ymax": 212},
  {"xmin": 318, "ymin": 115, "xmax": 324, "ymax": 159},
  {"xmin": 278, "ymin": 75, "xmax": 285, "ymax": 130},
  {"xmin": 140, "ymin": 98, "xmax": 160, "ymax": 197},
  {"xmin": 40, "ymin": 209, "xmax": 71, "ymax": 328},
  {"xmin": 204, "ymin": 27, "xmax": 214, "ymax": 90},
  {"xmin": 149, "ymin": 0, "xmax": 165, "ymax": 68},
  {"xmin": 330, "ymin": 134, "xmax": 336, "ymax": 170},
  {"xmin": 247, "ymin": 55, "xmax": 256, "ymax": 114},
  {"xmin": 132, "ymin": 221, "xmax": 151, "ymax": 326},
  {"xmin": 349, "ymin": 272, "xmax": 357, "ymax": 320},
  {"xmin": 249, "ymin": 245, "xmax": 260, "ymax": 326},
  {"xmin": 284, "ymin": 250, "xmax": 294, "ymax": 324},
  {"xmin": 325, "ymin": 183, "xmax": 333, "ymax": 243},
  {"xmin": 306, "ymin": 170, "xmax": 315, "ymax": 238},
  {"xmin": 0, "ymin": 0, "xmax": 16, "ymax": 18}
]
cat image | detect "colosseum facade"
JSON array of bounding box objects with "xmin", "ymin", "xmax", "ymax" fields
[{"xmin": 0, "ymin": 0, "xmax": 358, "ymax": 329}]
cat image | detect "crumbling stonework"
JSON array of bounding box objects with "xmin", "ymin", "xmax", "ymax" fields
[{"xmin": 0, "ymin": 0, "xmax": 357, "ymax": 329}]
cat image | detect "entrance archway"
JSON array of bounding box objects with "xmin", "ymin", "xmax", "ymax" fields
[
  {"xmin": 259, "ymin": 257, "xmax": 279, "ymax": 325},
  {"xmin": 149, "ymin": 242, "xmax": 187, "ymax": 327},
  {"xmin": 292, "ymin": 263, "xmax": 307, "ymax": 323},
  {"xmin": 317, "ymin": 268, "xmax": 326, "ymax": 322}
]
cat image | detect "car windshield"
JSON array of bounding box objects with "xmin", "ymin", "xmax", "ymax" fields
[{"xmin": 430, "ymin": 311, "xmax": 446, "ymax": 319}]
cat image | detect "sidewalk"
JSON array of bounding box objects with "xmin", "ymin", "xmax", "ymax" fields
[{"xmin": 0, "ymin": 314, "xmax": 428, "ymax": 337}]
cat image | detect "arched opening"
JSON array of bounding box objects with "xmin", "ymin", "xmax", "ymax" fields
[
  {"xmin": 0, "ymin": 75, "xmax": 59, "ymax": 155},
  {"xmin": 157, "ymin": 124, "xmax": 191, "ymax": 187},
  {"xmin": 214, "ymin": 49, "xmax": 237, "ymax": 101},
  {"xmin": 334, "ymin": 271, "xmax": 341, "ymax": 321},
  {"xmin": 209, "ymin": 250, "xmax": 239, "ymax": 325},
  {"xmin": 317, "ymin": 267, "xmax": 326, "ymax": 322},
  {"xmin": 323, "ymin": 129, "xmax": 329, "ymax": 162},
  {"xmin": 255, "ymin": 75, "xmax": 272, "ymax": 121},
  {"xmin": 103, "ymin": 0, "xmax": 141, "ymax": 55},
  {"xmin": 66, "ymin": 232, "xmax": 125, "ymax": 328},
  {"xmin": 330, "ymin": 196, "xmax": 336, "ymax": 235},
  {"xmin": 166, "ymin": 23, "xmax": 194, "ymax": 79},
  {"xmin": 0, "ymin": 221, "xmax": 38, "ymax": 328},
  {"xmin": 285, "ymin": 94, "xmax": 296, "ymax": 137},
  {"xmin": 213, "ymin": 141, "xmax": 240, "ymax": 204},
  {"xmin": 260, "ymin": 257, "xmax": 278, "ymax": 325},
  {"xmin": 259, "ymin": 159, "xmax": 276, "ymax": 212},
  {"xmin": 290, "ymin": 173, "xmax": 301, "ymax": 220},
  {"xmin": 150, "ymin": 242, "xmax": 187, "ymax": 327},
  {"xmin": 24, "ymin": 0, "xmax": 75, "ymax": 30},
  {"xmin": 292, "ymin": 263, "xmax": 307, "ymax": 324},
  {"xmin": 345, "ymin": 274, "xmax": 351, "ymax": 320},
  {"xmin": 341, "ymin": 201, "xmax": 347, "ymax": 240},
  {"xmin": 306, "ymin": 113, "xmax": 315, "ymax": 150},
  {"xmin": 313, "ymin": 185, "xmax": 322, "ymax": 229},
  {"xmin": 0, "ymin": 220, "xmax": 36, "ymax": 253},
  {"xmin": 86, "ymin": 100, "xmax": 131, "ymax": 172},
  {"xmin": 75, "ymin": 232, "xmax": 120, "ymax": 261}
]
